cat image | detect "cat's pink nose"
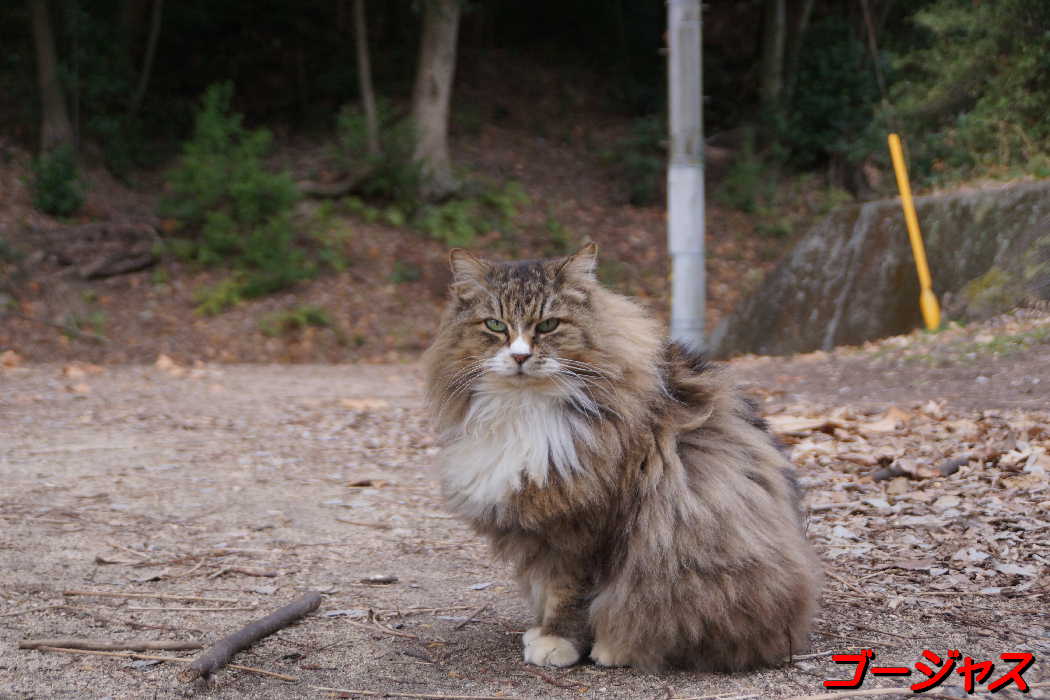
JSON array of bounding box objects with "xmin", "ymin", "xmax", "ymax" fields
[{"xmin": 511, "ymin": 353, "xmax": 532, "ymax": 365}]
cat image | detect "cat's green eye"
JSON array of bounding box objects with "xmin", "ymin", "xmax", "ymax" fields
[
  {"xmin": 536, "ymin": 318, "xmax": 560, "ymax": 333},
  {"xmin": 484, "ymin": 318, "xmax": 507, "ymax": 333}
]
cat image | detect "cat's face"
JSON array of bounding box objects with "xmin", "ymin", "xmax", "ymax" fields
[{"xmin": 441, "ymin": 245, "xmax": 601, "ymax": 388}]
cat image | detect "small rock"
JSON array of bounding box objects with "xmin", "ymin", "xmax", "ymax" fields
[{"xmin": 361, "ymin": 574, "xmax": 398, "ymax": 585}]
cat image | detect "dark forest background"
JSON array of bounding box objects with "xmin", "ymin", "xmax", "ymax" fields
[{"xmin": 2, "ymin": 0, "xmax": 1049, "ymax": 362}]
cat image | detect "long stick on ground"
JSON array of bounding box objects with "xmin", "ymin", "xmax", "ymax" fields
[
  {"xmin": 179, "ymin": 591, "xmax": 322, "ymax": 682},
  {"xmin": 63, "ymin": 590, "xmax": 239, "ymax": 604},
  {"xmin": 19, "ymin": 638, "xmax": 202, "ymax": 651},
  {"xmin": 310, "ymin": 687, "xmax": 522, "ymax": 700}
]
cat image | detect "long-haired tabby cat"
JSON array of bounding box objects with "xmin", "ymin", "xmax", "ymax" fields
[{"xmin": 423, "ymin": 244, "xmax": 820, "ymax": 671}]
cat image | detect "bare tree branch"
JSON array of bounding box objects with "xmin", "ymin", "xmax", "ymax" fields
[{"xmin": 178, "ymin": 591, "xmax": 322, "ymax": 682}]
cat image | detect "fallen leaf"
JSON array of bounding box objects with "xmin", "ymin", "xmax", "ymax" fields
[
  {"xmin": 858, "ymin": 406, "xmax": 912, "ymax": 434},
  {"xmin": 347, "ymin": 479, "xmax": 391, "ymax": 488},
  {"xmin": 885, "ymin": 476, "xmax": 911, "ymax": 495},
  {"xmin": 920, "ymin": 400, "xmax": 946, "ymax": 420},
  {"xmin": 340, "ymin": 398, "xmax": 391, "ymax": 411},
  {"xmin": 830, "ymin": 525, "xmax": 860, "ymax": 541},
  {"xmin": 931, "ymin": 495, "xmax": 961, "ymax": 511},
  {"xmin": 945, "ymin": 418, "xmax": 980, "ymax": 440},
  {"xmin": 1003, "ymin": 474, "xmax": 1044, "ymax": 490},
  {"xmin": 1, "ymin": 349, "xmax": 22, "ymax": 368},
  {"xmin": 993, "ymin": 562, "xmax": 1037, "ymax": 577},
  {"xmin": 952, "ymin": 547, "xmax": 990, "ymax": 563},
  {"xmin": 839, "ymin": 452, "xmax": 880, "ymax": 467}
]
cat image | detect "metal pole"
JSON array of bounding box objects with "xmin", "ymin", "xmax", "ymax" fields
[{"xmin": 667, "ymin": 0, "xmax": 705, "ymax": 350}]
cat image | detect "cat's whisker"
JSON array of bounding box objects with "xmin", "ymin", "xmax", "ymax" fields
[
  {"xmin": 434, "ymin": 359, "xmax": 488, "ymax": 422},
  {"xmin": 550, "ymin": 370, "xmax": 624, "ymax": 423}
]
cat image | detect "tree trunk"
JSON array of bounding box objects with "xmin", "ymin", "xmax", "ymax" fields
[
  {"xmin": 758, "ymin": 0, "xmax": 786, "ymax": 144},
  {"xmin": 783, "ymin": 0, "xmax": 815, "ymax": 105},
  {"xmin": 29, "ymin": 0, "xmax": 74, "ymax": 153},
  {"xmin": 411, "ymin": 0, "xmax": 460, "ymax": 200},
  {"xmin": 129, "ymin": 0, "xmax": 163, "ymax": 117},
  {"xmin": 354, "ymin": 0, "xmax": 380, "ymax": 158}
]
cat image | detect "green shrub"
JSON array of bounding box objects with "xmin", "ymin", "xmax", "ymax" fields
[
  {"xmin": 61, "ymin": 310, "xmax": 107, "ymax": 339},
  {"xmin": 416, "ymin": 180, "xmax": 528, "ymax": 248},
  {"xmin": 160, "ymin": 83, "xmax": 298, "ymax": 231},
  {"xmin": 607, "ymin": 115, "xmax": 665, "ymax": 206},
  {"xmin": 716, "ymin": 130, "xmax": 769, "ymax": 213},
  {"xmin": 31, "ymin": 145, "xmax": 85, "ymax": 217},
  {"xmin": 259, "ymin": 305, "xmax": 332, "ymax": 336},
  {"xmin": 877, "ymin": 0, "xmax": 1050, "ymax": 183},
  {"xmin": 337, "ymin": 102, "xmax": 422, "ymax": 206},
  {"xmin": 193, "ymin": 276, "xmax": 245, "ymax": 316},
  {"xmin": 0, "ymin": 236, "xmax": 20, "ymax": 264},
  {"xmin": 544, "ymin": 214, "xmax": 575, "ymax": 256},
  {"xmin": 784, "ymin": 17, "xmax": 881, "ymax": 170},
  {"xmin": 159, "ymin": 83, "xmax": 309, "ymax": 311},
  {"xmin": 389, "ymin": 260, "xmax": 422, "ymax": 284}
]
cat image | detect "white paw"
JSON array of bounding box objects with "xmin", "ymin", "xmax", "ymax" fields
[
  {"xmin": 522, "ymin": 629, "xmax": 580, "ymax": 667},
  {"xmin": 590, "ymin": 639, "xmax": 629, "ymax": 667}
]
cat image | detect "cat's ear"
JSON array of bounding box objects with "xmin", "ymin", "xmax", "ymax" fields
[
  {"xmin": 449, "ymin": 249, "xmax": 490, "ymax": 283},
  {"xmin": 448, "ymin": 249, "xmax": 491, "ymax": 300},
  {"xmin": 555, "ymin": 242, "xmax": 598, "ymax": 281}
]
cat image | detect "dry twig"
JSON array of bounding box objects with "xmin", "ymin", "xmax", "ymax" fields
[
  {"xmin": 63, "ymin": 590, "xmax": 239, "ymax": 604},
  {"xmin": 127, "ymin": 606, "xmax": 258, "ymax": 612},
  {"xmin": 791, "ymin": 650, "xmax": 841, "ymax": 661},
  {"xmin": 309, "ymin": 686, "xmax": 521, "ymax": 700},
  {"xmin": 179, "ymin": 590, "xmax": 322, "ymax": 682},
  {"xmin": 208, "ymin": 566, "xmax": 279, "ymax": 579},
  {"xmin": 520, "ymin": 666, "xmax": 577, "ymax": 689},
  {"xmin": 335, "ymin": 518, "xmax": 393, "ymax": 530},
  {"xmin": 452, "ymin": 605, "xmax": 487, "ymax": 631},
  {"xmin": 19, "ymin": 638, "xmax": 202, "ymax": 651},
  {"xmin": 345, "ymin": 618, "xmax": 421, "ymax": 640},
  {"xmin": 29, "ymin": 646, "xmax": 297, "ymax": 681}
]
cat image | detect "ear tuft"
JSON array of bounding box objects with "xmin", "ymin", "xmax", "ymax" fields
[
  {"xmin": 556, "ymin": 242, "xmax": 598, "ymax": 280},
  {"xmin": 449, "ymin": 249, "xmax": 489, "ymax": 284}
]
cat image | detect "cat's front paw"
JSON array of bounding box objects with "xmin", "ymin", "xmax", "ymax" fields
[
  {"xmin": 590, "ymin": 639, "xmax": 630, "ymax": 667},
  {"xmin": 523, "ymin": 627, "xmax": 580, "ymax": 667}
]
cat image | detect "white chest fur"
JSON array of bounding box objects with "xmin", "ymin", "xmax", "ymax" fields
[{"xmin": 438, "ymin": 386, "xmax": 593, "ymax": 517}]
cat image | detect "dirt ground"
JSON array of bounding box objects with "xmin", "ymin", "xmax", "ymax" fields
[{"xmin": 1, "ymin": 314, "xmax": 1048, "ymax": 700}]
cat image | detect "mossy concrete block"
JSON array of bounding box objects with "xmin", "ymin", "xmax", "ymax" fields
[{"xmin": 712, "ymin": 180, "xmax": 1050, "ymax": 357}]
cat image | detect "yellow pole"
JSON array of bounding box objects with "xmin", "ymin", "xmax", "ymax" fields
[{"xmin": 888, "ymin": 133, "xmax": 941, "ymax": 331}]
